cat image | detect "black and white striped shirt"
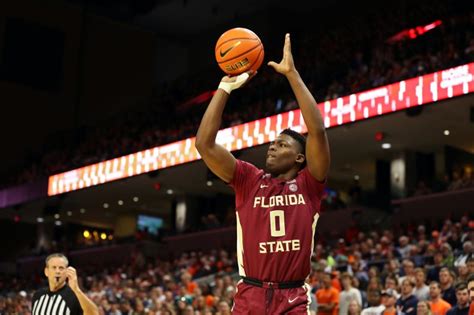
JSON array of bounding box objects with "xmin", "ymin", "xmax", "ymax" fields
[{"xmin": 31, "ymin": 285, "xmax": 82, "ymax": 315}]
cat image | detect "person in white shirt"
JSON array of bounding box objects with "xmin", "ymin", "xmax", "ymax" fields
[
  {"xmin": 414, "ymin": 268, "xmax": 430, "ymax": 301},
  {"xmin": 339, "ymin": 273, "xmax": 363, "ymax": 315},
  {"xmin": 361, "ymin": 289, "xmax": 385, "ymax": 315}
]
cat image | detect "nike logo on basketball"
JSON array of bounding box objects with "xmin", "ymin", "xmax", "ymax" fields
[
  {"xmin": 288, "ymin": 297, "xmax": 298, "ymax": 304},
  {"xmin": 260, "ymin": 184, "xmax": 268, "ymax": 188},
  {"xmin": 220, "ymin": 41, "xmax": 241, "ymax": 57}
]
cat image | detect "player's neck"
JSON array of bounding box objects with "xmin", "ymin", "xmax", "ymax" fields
[{"xmin": 272, "ymin": 168, "xmax": 299, "ymax": 181}]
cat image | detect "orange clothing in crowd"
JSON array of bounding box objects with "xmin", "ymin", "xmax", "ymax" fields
[
  {"xmin": 469, "ymin": 302, "xmax": 474, "ymax": 315},
  {"xmin": 331, "ymin": 278, "xmax": 342, "ymax": 292},
  {"xmin": 429, "ymin": 299, "xmax": 452, "ymax": 315},
  {"xmin": 316, "ymin": 287, "xmax": 339, "ymax": 315},
  {"xmin": 186, "ymin": 281, "xmax": 198, "ymax": 294},
  {"xmin": 383, "ymin": 308, "xmax": 396, "ymax": 315}
]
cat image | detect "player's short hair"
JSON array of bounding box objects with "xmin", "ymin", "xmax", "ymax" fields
[
  {"xmin": 45, "ymin": 253, "xmax": 69, "ymax": 267},
  {"xmin": 280, "ymin": 129, "xmax": 307, "ymax": 169},
  {"xmin": 280, "ymin": 129, "xmax": 306, "ymax": 154}
]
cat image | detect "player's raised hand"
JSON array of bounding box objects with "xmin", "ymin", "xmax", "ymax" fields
[
  {"xmin": 218, "ymin": 70, "xmax": 257, "ymax": 94},
  {"xmin": 268, "ymin": 33, "xmax": 296, "ymax": 75},
  {"xmin": 66, "ymin": 266, "xmax": 79, "ymax": 291}
]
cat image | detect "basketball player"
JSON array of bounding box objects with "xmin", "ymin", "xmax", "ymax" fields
[
  {"xmin": 196, "ymin": 33, "xmax": 330, "ymax": 314},
  {"xmin": 31, "ymin": 253, "xmax": 99, "ymax": 315}
]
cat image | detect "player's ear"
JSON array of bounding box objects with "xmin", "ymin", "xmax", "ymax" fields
[
  {"xmin": 296, "ymin": 153, "xmax": 305, "ymax": 164},
  {"xmin": 44, "ymin": 267, "xmax": 49, "ymax": 278}
]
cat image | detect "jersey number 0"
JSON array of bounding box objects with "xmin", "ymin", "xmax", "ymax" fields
[{"xmin": 270, "ymin": 210, "xmax": 286, "ymax": 237}]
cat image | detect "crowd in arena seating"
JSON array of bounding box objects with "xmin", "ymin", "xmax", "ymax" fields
[
  {"xmin": 1, "ymin": 214, "xmax": 472, "ymax": 314},
  {"xmin": 2, "ymin": 2, "xmax": 474, "ymax": 190}
]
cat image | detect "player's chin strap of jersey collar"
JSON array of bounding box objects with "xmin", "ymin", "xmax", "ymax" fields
[{"xmin": 242, "ymin": 276, "xmax": 305, "ymax": 289}]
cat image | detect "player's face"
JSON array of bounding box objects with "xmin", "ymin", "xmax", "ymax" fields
[
  {"xmin": 265, "ymin": 134, "xmax": 304, "ymax": 175},
  {"xmin": 44, "ymin": 257, "xmax": 68, "ymax": 289}
]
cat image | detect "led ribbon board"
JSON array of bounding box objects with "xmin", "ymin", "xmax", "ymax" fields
[{"xmin": 48, "ymin": 63, "xmax": 474, "ymax": 195}]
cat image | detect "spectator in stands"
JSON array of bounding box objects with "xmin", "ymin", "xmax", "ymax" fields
[
  {"xmin": 181, "ymin": 271, "xmax": 198, "ymax": 295},
  {"xmin": 429, "ymin": 281, "xmax": 452, "ymax": 315},
  {"xmin": 414, "ymin": 268, "xmax": 430, "ymax": 302},
  {"xmin": 398, "ymin": 259, "xmax": 416, "ymax": 286},
  {"xmin": 417, "ymin": 300, "xmax": 433, "ymax": 315},
  {"xmin": 348, "ymin": 299, "xmax": 362, "ymax": 315},
  {"xmin": 455, "ymin": 241, "xmax": 473, "ymax": 267},
  {"xmin": 440, "ymin": 267, "xmax": 458, "ymax": 306},
  {"xmin": 384, "ymin": 275, "xmax": 400, "ymax": 299},
  {"xmin": 457, "ymin": 263, "xmax": 470, "ymax": 283},
  {"xmin": 397, "ymin": 236, "xmax": 412, "ymax": 259},
  {"xmin": 467, "ymin": 274, "xmax": 474, "ymax": 315},
  {"xmin": 428, "ymin": 252, "xmax": 445, "ymax": 282},
  {"xmin": 466, "ymin": 255, "xmax": 474, "ymax": 275},
  {"xmin": 446, "ymin": 282, "xmax": 470, "ymax": 315},
  {"xmin": 396, "ymin": 278, "xmax": 418, "ymax": 315},
  {"xmin": 316, "ymin": 272, "xmax": 340, "ymax": 315},
  {"xmin": 381, "ymin": 289, "xmax": 397, "ymax": 315},
  {"xmin": 339, "ymin": 273, "xmax": 362, "ymax": 315},
  {"xmin": 361, "ymin": 289, "xmax": 385, "ymax": 315}
]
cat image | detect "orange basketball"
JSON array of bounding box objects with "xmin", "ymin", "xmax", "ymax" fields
[{"xmin": 215, "ymin": 27, "xmax": 264, "ymax": 76}]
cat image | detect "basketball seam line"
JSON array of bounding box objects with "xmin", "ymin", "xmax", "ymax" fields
[
  {"xmin": 215, "ymin": 37, "xmax": 260, "ymax": 50},
  {"xmin": 217, "ymin": 43, "xmax": 262, "ymax": 64}
]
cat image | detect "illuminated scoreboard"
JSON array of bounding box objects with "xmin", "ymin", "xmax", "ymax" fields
[{"xmin": 48, "ymin": 63, "xmax": 474, "ymax": 196}]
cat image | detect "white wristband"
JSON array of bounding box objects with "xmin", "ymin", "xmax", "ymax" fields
[
  {"xmin": 217, "ymin": 72, "xmax": 250, "ymax": 95},
  {"xmin": 218, "ymin": 81, "xmax": 232, "ymax": 94}
]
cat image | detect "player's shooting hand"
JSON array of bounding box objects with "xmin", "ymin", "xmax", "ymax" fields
[
  {"xmin": 268, "ymin": 33, "xmax": 297, "ymax": 76},
  {"xmin": 221, "ymin": 70, "xmax": 256, "ymax": 84},
  {"xmin": 218, "ymin": 70, "xmax": 256, "ymax": 94},
  {"xmin": 66, "ymin": 266, "xmax": 80, "ymax": 292}
]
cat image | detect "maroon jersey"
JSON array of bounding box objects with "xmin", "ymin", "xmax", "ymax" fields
[{"xmin": 230, "ymin": 159, "xmax": 325, "ymax": 282}]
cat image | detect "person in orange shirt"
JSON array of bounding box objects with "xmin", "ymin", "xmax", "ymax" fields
[
  {"xmin": 331, "ymin": 271, "xmax": 342, "ymax": 292},
  {"xmin": 382, "ymin": 289, "xmax": 397, "ymax": 315},
  {"xmin": 429, "ymin": 281, "xmax": 452, "ymax": 315},
  {"xmin": 316, "ymin": 272, "xmax": 340, "ymax": 315},
  {"xmin": 467, "ymin": 273, "xmax": 474, "ymax": 315},
  {"xmin": 181, "ymin": 271, "xmax": 198, "ymax": 294}
]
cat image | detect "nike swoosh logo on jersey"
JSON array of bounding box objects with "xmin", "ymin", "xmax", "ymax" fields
[
  {"xmin": 220, "ymin": 41, "xmax": 241, "ymax": 58},
  {"xmin": 260, "ymin": 184, "xmax": 268, "ymax": 188},
  {"xmin": 288, "ymin": 297, "xmax": 298, "ymax": 304}
]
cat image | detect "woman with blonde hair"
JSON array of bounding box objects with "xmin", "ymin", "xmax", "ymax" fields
[
  {"xmin": 348, "ymin": 299, "xmax": 362, "ymax": 315},
  {"xmin": 417, "ymin": 300, "xmax": 432, "ymax": 315}
]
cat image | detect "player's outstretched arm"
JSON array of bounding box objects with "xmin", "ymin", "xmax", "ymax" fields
[
  {"xmin": 196, "ymin": 72, "xmax": 255, "ymax": 183},
  {"xmin": 268, "ymin": 33, "xmax": 330, "ymax": 182}
]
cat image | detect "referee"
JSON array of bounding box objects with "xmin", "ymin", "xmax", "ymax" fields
[{"xmin": 31, "ymin": 253, "xmax": 99, "ymax": 315}]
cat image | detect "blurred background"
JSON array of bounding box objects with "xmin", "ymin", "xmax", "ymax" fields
[{"xmin": 0, "ymin": 0, "xmax": 473, "ymax": 314}]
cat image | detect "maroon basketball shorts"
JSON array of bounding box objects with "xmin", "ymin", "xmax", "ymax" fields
[{"xmin": 232, "ymin": 280, "xmax": 312, "ymax": 314}]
